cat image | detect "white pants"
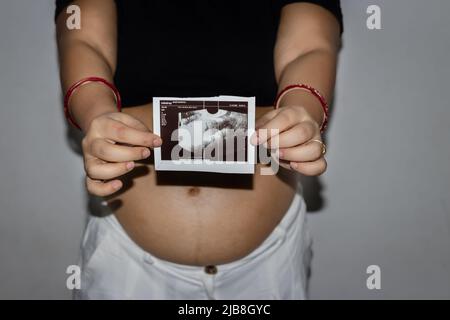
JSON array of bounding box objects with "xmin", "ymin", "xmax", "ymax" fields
[{"xmin": 75, "ymin": 192, "xmax": 312, "ymax": 300}]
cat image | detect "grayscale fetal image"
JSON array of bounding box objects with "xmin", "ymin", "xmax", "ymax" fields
[{"xmin": 177, "ymin": 109, "xmax": 248, "ymax": 159}]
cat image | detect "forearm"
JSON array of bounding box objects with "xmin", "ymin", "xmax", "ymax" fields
[
  {"xmin": 57, "ymin": 40, "xmax": 117, "ymax": 131},
  {"xmin": 276, "ymin": 48, "xmax": 338, "ymax": 127},
  {"xmin": 56, "ymin": 0, "xmax": 118, "ymax": 132}
]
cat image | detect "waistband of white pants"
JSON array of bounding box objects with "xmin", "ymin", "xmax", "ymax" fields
[{"xmin": 102, "ymin": 190, "xmax": 305, "ymax": 275}]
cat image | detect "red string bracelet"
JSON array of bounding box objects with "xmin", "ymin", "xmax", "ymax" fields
[
  {"xmin": 274, "ymin": 84, "xmax": 329, "ymax": 133},
  {"xmin": 64, "ymin": 76, "xmax": 122, "ymax": 130}
]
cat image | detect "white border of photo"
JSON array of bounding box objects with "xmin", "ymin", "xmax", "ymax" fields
[{"xmin": 153, "ymin": 96, "xmax": 256, "ymax": 174}]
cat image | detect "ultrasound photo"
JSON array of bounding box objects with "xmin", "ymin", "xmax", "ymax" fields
[{"xmin": 153, "ymin": 96, "xmax": 255, "ymax": 174}]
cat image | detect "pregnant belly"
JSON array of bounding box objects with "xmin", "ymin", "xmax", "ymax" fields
[{"xmin": 106, "ymin": 104, "xmax": 298, "ymax": 266}]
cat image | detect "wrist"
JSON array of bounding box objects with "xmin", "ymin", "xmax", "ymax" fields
[
  {"xmin": 66, "ymin": 81, "xmax": 118, "ymax": 132},
  {"xmin": 277, "ymin": 89, "xmax": 324, "ymax": 127}
]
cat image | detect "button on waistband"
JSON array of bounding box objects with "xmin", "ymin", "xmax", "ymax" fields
[
  {"xmin": 143, "ymin": 253, "xmax": 155, "ymax": 265},
  {"xmin": 204, "ymin": 265, "xmax": 217, "ymax": 275}
]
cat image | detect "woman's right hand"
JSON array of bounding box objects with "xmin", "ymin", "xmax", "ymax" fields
[{"xmin": 81, "ymin": 112, "xmax": 162, "ymax": 196}]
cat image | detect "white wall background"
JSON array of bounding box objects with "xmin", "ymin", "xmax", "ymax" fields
[{"xmin": 0, "ymin": 0, "xmax": 449, "ymax": 299}]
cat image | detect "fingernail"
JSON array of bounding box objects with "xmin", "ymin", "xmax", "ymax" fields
[
  {"xmin": 142, "ymin": 148, "xmax": 151, "ymax": 158},
  {"xmin": 153, "ymin": 138, "xmax": 162, "ymax": 147},
  {"xmin": 112, "ymin": 180, "xmax": 122, "ymax": 189},
  {"xmin": 126, "ymin": 161, "xmax": 135, "ymax": 170}
]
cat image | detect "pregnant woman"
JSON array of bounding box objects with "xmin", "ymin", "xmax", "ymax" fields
[{"xmin": 55, "ymin": 0, "xmax": 342, "ymax": 299}]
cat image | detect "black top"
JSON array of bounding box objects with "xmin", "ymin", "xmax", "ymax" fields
[{"xmin": 55, "ymin": 0, "xmax": 343, "ymax": 107}]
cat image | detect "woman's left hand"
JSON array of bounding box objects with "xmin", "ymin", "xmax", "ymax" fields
[{"xmin": 252, "ymin": 105, "xmax": 327, "ymax": 176}]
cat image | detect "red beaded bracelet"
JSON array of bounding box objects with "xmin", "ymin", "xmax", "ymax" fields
[
  {"xmin": 274, "ymin": 84, "xmax": 329, "ymax": 133},
  {"xmin": 64, "ymin": 76, "xmax": 122, "ymax": 130}
]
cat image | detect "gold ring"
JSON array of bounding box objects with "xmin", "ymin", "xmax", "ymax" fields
[{"xmin": 310, "ymin": 139, "xmax": 327, "ymax": 155}]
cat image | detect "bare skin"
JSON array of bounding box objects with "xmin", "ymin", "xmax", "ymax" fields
[
  {"xmin": 111, "ymin": 104, "xmax": 297, "ymax": 265},
  {"xmin": 56, "ymin": 0, "xmax": 341, "ymax": 266}
]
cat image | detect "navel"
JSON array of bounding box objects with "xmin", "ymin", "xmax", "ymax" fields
[{"xmin": 187, "ymin": 186, "xmax": 201, "ymax": 196}]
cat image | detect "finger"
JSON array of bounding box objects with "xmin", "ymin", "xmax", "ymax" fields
[
  {"xmin": 103, "ymin": 119, "xmax": 162, "ymax": 147},
  {"xmin": 86, "ymin": 176, "xmax": 122, "ymax": 197},
  {"xmin": 251, "ymin": 109, "xmax": 279, "ymax": 145},
  {"xmin": 107, "ymin": 112, "xmax": 149, "ymax": 132},
  {"xmin": 106, "ymin": 119, "xmax": 162, "ymax": 147},
  {"xmin": 85, "ymin": 158, "xmax": 135, "ymax": 180},
  {"xmin": 290, "ymin": 158, "xmax": 327, "ymax": 176},
  {"xmin": 279, "ymin": 139, "xmax": 324, "ymax": 162},
  {"xmin": 266, "ymin": 122, "xmax": 317, "ymax": 149},
  {"xmin": 255, "ymin": 108, "xmax": 300, "ymax": 145},
  {"xmin": 255, "ymin": 109, "xmax": 279, "ymax": 129},
  {"xmin": 90, "ymin": 138, "xmax": 151, "ymax": 162}
]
